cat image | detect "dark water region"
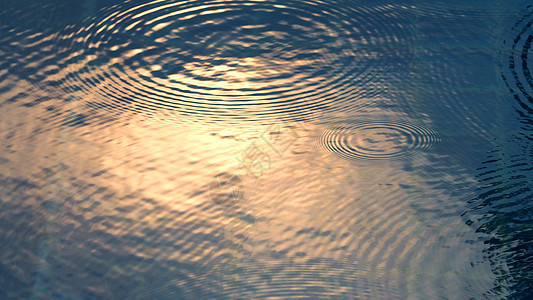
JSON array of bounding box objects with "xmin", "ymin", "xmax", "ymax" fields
[{"xmin": 0, "ymin": 0, "xmax": 532, "ymax": 299}]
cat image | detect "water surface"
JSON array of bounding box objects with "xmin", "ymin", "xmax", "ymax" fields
[{"xmin": 0, "ymin": 0, "xmax": 532, "ymax": 299}]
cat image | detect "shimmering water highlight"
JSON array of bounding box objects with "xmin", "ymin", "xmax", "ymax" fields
[{"xmin": 49, "ymin": 0, "xmax": 416, "ymax": 123}]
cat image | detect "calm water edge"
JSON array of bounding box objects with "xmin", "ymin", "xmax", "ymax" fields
[{"xmin": 0, "ymin": 0, "xmax": 532, "ymax": 299}]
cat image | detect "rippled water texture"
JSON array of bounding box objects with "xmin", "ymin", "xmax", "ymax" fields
[
  {"xmin": 51, "ymin": 0, "xmax": 416, "ymax": 123},
  {"xmin": 316, "ymin": 121, "xmax": 439, "ymax": 160},
  {"xmin": 0, "ymin": 0, "xmax": 532, "ymax": 299}
]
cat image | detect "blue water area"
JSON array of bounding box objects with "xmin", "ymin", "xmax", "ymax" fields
[{"xmin": 0, "ymin": 0, "xmax": 532, "ymax": 299}]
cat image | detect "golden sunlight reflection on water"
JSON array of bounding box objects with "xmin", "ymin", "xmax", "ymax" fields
[
  {"xmin": 11, "ymin": 102, "xmax": 491, "ymax": 297},
  {"xmin": 1, "ymin": 0, "xmax": 529, "ymax": 297},
  {"xmin": 0, "ymin": 76, "xmax": 497, "ymax": 297}
]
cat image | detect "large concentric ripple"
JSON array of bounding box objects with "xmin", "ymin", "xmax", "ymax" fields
[
  {"xmin": 51, "ymin": 0, "xmax": 416, "ymax": 123},
  {"xmin": 316, "ymin": 121, "xmax": 439, "ymax": 161},
  {"xmin": 501, "ymin": 5, "xmax": 533, "ymax": 121}
]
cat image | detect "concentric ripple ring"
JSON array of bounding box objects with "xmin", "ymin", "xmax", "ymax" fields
[
  {"xmin": 52, "ymin": 0, "xmax": 416, "ymax": 123},
  {"xmin": 316, "ymin": 121, "xmax": 439, "ymax": 160},
  {"xmin": 501, "ymin": 5, "xmax": 533, "ymax": 116}
]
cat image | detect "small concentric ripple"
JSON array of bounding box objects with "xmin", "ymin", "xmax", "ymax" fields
[
  {"xmin": 51, "ymin": 0, "xmax": 416, "ymax": 123},
  {"xmin": 501, "ymin": 5, "xmax": 533, "ymax": 119},
  {"xmin": 316, "ymin": 121, "xmax": 439, "ymax": 161}
]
